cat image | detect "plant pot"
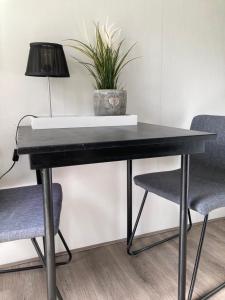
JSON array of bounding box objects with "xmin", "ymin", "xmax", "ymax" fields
[{"xmin": 93, "ymin": 89, "xmax": 127, "ymax": 116}]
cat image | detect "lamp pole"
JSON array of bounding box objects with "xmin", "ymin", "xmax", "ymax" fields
[{"xmin": 48, "ymin": 77, "xmax": 53, "ymax": 118}]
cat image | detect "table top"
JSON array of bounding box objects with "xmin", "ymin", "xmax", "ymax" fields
[{"xmin": 17, "ymin": 123, "xmax": 216, "ymax": 155}]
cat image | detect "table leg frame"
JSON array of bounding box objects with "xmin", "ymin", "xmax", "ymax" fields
[
  {"xmin": 179, "ymin": 154, "xmax": 190, "ymax": 300},
  {"xmin": 41, "ymin": 168, "xmax": 57, "ymax": 300},
  {"xmin": 127, "ymin": 160, "xmax": 133, "ymax": 246},
  {"xmin": 127, "ymin": 156, "xmax": 190, "ymax": 300},
  {"xmin": 39, "ymin": 157, "xmax": 189, "ymax": 300}
]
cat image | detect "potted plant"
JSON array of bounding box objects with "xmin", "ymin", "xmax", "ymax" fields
[{"xmin": 67, "ymin": 22, "xmax": 137, "ymax": 116}]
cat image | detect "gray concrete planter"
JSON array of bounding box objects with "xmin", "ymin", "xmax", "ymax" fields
[{"xmin": 94, "ymin": 89, "xmax": 127, "ymax": 116}]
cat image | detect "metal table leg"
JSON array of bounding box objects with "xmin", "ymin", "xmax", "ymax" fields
[
  {"xmin": 178, "ymin": 155, "xmax": 190, "ymax": 300},
  {"xmin": 41, "ymin": 168, "xmax": 57, "ymax": 300},
  {"xmin": 127, "ymin": 160, "xmax": 132, "ymax": 246}
]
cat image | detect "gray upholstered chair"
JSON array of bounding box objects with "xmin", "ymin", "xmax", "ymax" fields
[
  {"xmin": 128, "ymin": 115, "xmax": 225, "ymax": 299},
  {"xmin": 0, "ymin": 183, "xmax": 71, "ymax": 296}
]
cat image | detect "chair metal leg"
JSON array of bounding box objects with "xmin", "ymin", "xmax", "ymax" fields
[
  {"xmin": 0, "ymin": 263, "xmax": 45, "ymax": 274},
  {"xmin": 57, "ymin": 230, "xmax": 72, "ymax": 265},
  {"xmin": 127, "ymin": 190, "xmax": 193, "ymax": 256},
  {"xmin": 188, "ymin": 214, "xmax": 225, "ymax": 300},
  {"xmin": 0, "ymin": 230, "xmax": 72, "ymax": 274},
  {"xmin": 43, "ymin": 236, "xmax": 46, "ymax": 256},
  {"xmin": 200, "ymin": 281, "xmax": 225, "ymax": 300},
  {"xmin": 188, "ymin": 215, "xmax": 208, "ymax": 300}
]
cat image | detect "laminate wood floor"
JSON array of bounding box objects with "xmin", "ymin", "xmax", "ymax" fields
[{"xmin": 1, "ymin": 219, "xmax": 225, "ymax": 300}]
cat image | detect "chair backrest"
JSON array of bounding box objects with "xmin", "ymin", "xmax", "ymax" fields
[{"xmin": 191, "ymin": 115, "xmax": 225, "ymax": 169}]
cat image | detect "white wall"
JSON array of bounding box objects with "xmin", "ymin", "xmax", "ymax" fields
[{"xmin": 0, "ymin": 0, "xmax": 225, "ymax": 265}]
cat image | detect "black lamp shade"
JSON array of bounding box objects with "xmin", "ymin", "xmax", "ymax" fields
[{"xmin": 25, "ymin": 42, "xmax": 70, "ymax": 77}]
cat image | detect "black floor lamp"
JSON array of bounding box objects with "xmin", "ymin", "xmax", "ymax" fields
[{"xmin": 25, "ymin": 42, "xmax": 70, "ymax": 117}]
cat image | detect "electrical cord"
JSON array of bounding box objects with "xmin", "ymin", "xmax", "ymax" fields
[
  {"xmin": 15, "ymin": 114, "xmax": 37, "ymax": 145},
  {"xmin": 0, "ymin": 162, "xmax": 16, "ymax": 181},
  {"xmin": 0, "ymin": 115, "xmax": 38, "ymax": 182}
]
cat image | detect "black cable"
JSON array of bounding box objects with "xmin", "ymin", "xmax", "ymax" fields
[
  {"xmin": 0, "ymin": 114, "xmax": 38, "ymax": 182},
  {"xmin": 0, "ymin": 162, "xmax": 16, "ymax": 181},
  {"xmin": 15, "ymin": 114, "xmax": 37, "ymax": 145}
]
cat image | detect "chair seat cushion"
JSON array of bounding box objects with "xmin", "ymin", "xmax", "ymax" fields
[
  {"xmin": 0, "ymin": 184, "xmax": 62, "ymax": 243},
  {"xmin": 134, "ymin": 166, "xmax": 225, "ymax": 216}
]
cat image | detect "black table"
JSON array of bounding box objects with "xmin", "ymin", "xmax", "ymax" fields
[{"xmin": 17, "ymin": 123, "xmax": 215, "ymax": 300}]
